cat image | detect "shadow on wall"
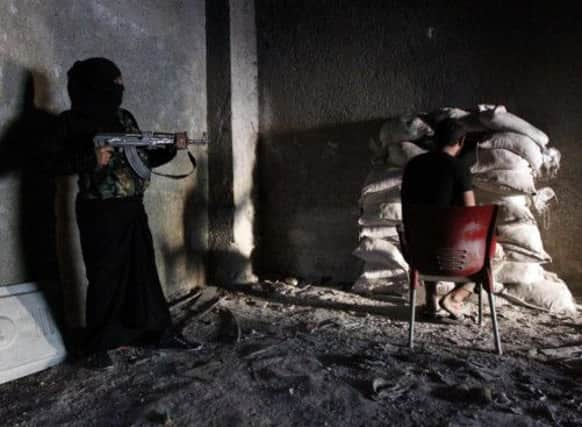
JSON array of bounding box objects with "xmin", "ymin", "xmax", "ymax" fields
[
  {"xmin": 160, "ymin": 180, "xmax": 253, "ymax": 289},
  {"xmin": 0, "ymin": 66, "xmax": 71, "ymax": 338},
  {"xmin": 160, "ymin": 176, "xmax": 209, "ymax": 293},
  {"xmin": 255, "ymin": 119, "xmax": 386, "ymax": 283},
  {"xmin": 0, "ymin": 68, "xmax": 59, "ymax": 283}
]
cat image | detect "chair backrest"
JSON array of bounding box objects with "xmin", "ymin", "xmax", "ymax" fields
[{"xmin": 402, "ymin": 205, "xmax": 498, "ymax": 278}]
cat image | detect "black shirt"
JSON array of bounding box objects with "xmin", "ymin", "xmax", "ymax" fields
[{"xmin": 401, "ymin": 151, "xmax": 472, "ymax": 207}]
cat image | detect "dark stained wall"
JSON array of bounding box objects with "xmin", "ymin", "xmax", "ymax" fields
[{"xmin": 255, "ymin": 0, "xmax": 582, "ymax": 291}]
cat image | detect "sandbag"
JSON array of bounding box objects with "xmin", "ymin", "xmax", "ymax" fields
[
  {"xmin": 496, "ymin": 203, "xmax": 536, "ymax": 225},
  {"xmin": 352, "ymin": 237, "xmax": 408, "ymax": 270},
  {"xmin": 359, "ymin": 201, "xmax": 403, "ymax": 226},
  {"xmin": 358, "ymin": 215, "xmax": 399, "ymax": 227},
  {"xmin": 493, "ymin": 242, "xmax": 505, "ymax": 262},
  {"xmin": 429, "ymin": 107, "xmax": 488, "ymax": 132},
  {"xmin": 479, "ymin": 133, "xmax": 543, "ymax": 171},
  {"xmin": 471, "ymin": 148, "xmax": 530, "ymax": 174},
  {"xmin": 539, "ymin": 147, "xmax": 561, "ymax": 180},
  {"xmin": 430, "ymin": 107, "xmax": 470, "ymax": 122},
  {"xmin": 359, "ymin": 225, "xmax": 399, "ymax": 240},
  {"xmin": 359, "ymin": 187, "xmax": 401, "ymax": 210},
  {"xmin": 361, "ymin": 167, "xmax": 403, "ymax": 196},
  {"xmin": 361, "ymin": 263, "xmax": 407, "ymax": 280},
  {"xmin": 474, "ymin": 189, "xmax": 530, "ymax": 208},
  {"xmin": 479, "ymin": 107, "xmax": 549, "ymax": 147},
  {"xmin": 493, "ymin": 261, "xmax": 545, "ymax": 285},
  {"xmin": 497, "ymin": 223, "xmax": 546, "ymax": 256},
  {"xmin": 379, "ymin": 116, "xmax": 434, "ymax": 145},
  {"xmin": 504, "ymin": 272, "xmax": 576, "ymax": 314},
  {"xmin": 478, "ymin": 104, "xmax": 507, "ymax": 113},
  {"xmin": 532, "ymin": 187, "xmax": 557, "ymax": 229},
  {"xmin": 368, "ymin": 138, "xmax": 389, "ymax": 165},
  {"xmin": 502, "ymin": 243, "xmax": 552, "ymax": 264},
  {"xmin": 473, "ymin": 169, "xmax": 536, "ymax": 195},
  {"xmin": 387, "ymin": 141, "xmax": 427, "ymax": 167}
]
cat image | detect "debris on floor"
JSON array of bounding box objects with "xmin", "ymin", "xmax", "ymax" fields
[{"xmin": 1, "ymin": 281, "xmax": 581, "ymax": 426}]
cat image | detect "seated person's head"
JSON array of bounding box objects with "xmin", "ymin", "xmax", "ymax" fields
[{"xmin": 435, "ymin": 119, "xmax": 466, "ymax": 154}]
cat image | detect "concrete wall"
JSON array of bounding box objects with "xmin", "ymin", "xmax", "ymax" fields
[
  {"xmin": 0, "ymin": 0, "xmax": 208, "ymax": 325},
  {"xmin": 255, "ymin": 0, "xmax": 582, "ymax": 292},
  {"xmin": 207, "ymin": 0, "xmax": 259, "ymax": 285}
]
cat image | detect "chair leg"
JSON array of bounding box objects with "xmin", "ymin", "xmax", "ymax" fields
[
  {"xmin": 478, "ymin": 282, "xmax": 483, "ymax": 326},
  {"xmin": 488, "ymin": 291, "xmax": 503, "ymax": 355},
  {"xmin": 408, "ymin": 287, "xmax": 416, "ymax": 349}
]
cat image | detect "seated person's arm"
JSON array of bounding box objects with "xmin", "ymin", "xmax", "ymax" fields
[{"xmin": 463, "ymin": 190, "xmax": 476, "ymax": 207}]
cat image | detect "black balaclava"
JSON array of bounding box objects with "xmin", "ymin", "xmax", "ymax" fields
[{"xmin": 67, "ymin": 57, "xmax": 124, "ymax": 121}]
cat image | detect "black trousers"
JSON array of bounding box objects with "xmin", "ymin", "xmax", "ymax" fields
[{"xmin": 76, "ymin": 196, "xmax": 171, "ymax": 352}]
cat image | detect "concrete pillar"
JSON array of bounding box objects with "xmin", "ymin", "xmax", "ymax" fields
[{"xmin": 207, "ymin": 0, "xmax": 258, "ymax": 285}]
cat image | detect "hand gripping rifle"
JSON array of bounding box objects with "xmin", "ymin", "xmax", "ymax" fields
[{"xmin": 93, "ymin": 132, "xmax": 208, "ymax": 180}]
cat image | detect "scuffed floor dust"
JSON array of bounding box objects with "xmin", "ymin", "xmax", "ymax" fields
[{"xmin": 1, "ymin": 281, "xmax": 581, "ymax": 426}]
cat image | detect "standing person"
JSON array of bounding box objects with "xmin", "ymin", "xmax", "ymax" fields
[
  {"xmin": 48, "ymin": 57, "xmax": 198, "ymax": 368},
  {"xmin": 401, "ymin": 119, "xmax": 476, "ymax": 319}
]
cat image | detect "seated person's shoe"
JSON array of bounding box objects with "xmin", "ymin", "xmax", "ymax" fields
[
  {"xmin": 158, "ymin": 332, "xmax": 203, "ymax": 351},
  {"xmin": 84, "ymin": 351, "xmax": 114, "ymax": 371}
]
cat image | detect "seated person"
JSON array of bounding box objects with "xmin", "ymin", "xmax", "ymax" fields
[{"xmin": 401, "ymin": 119, "xmax": 476, "ymax": 319}]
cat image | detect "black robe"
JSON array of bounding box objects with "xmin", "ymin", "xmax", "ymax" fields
[{"xmin": 47, "ymin": 58, "xmax": 174, "ymax": 353}]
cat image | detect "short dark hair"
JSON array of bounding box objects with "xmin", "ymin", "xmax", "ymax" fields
[{"xmin": 435, "ymin": 119, "xmax": 466, "ymax": 148}]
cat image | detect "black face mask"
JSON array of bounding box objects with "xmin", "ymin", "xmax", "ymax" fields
[
  {"xmin": 67, "ymin": 58, "xmax": 124, "ymax": 119},
  {"xmin": 89, "ymin": 81, "xmax": 124, "ymax": 111}
]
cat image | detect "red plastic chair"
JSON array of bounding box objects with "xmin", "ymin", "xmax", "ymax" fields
[{"xmin": 400, "ymin": 204, "xmax": 502, "ymax": 355}]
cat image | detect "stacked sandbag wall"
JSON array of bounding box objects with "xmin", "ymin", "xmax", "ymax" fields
[
  {"xmin": 352, "ymin": 117, "xmax": 432, "ymax": 295},
  {"xmin": 352, "ymin": 105, "xmax": 576, "ymax": 314}
]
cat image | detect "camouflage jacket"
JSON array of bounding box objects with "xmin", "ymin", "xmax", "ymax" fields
[{"xmin": 49, "ymin": 108, "xmax": 176, "ymax": 199}]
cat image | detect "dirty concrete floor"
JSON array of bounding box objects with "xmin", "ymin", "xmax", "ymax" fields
[{"xmin": 1, "ymin": 281, "xmax": 581, "ymax": 426}]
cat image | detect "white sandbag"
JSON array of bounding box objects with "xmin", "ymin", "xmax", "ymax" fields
[
  {"xmin": 358, "ymin": 215, "xmax": 400, "ymax": 227},
  {"xmin": 478, "ymin": 133, "xmax": 543, "ymax": 171},
  {"xmin": 353, "ymin": 237, "xmax": 408, "ymax": 270},
  {"xmin": 361, "ymin": 167, "xmax": 403, "ymax": 196},
  {"xmin": 471, "ymin": 148, "xmax": 530, "ymax": 174},
  {"xmin": 504, "ymin": 272, "xmax": 576, "ymax": 314},
  {"xmin": 497, "ymin": 223, "xmax": 545, "ymax": 256},
  {"xmin": 359, "ymin": 226, "xmax": 399, "ymax": 240},
  {"xmin": 502, "ymin": 243, "xmax": 552, "ymax": 264},
  {"xmin": 361, "ymin": 263, "xmax": 407, "ymax": 280},
  {"xmin": 477, "ymin": 104, "xmax": 507, "ymax": 113},
  {"xmin": 479, "ymin": 107, "xmax": 549, "ymax": 147},
  {"xmin": 532, "ymin": 187, "xmax": 557, "ymax": 229},
  {"xmin": 493, "ymin": 242, "xmax": 505, "ymax": 262},
  {"xmin": 473, "ymin": 169, "xmax": 536, "ymax": 195},
  {"xmin": 493, "ymin": 261, "xmax": 545, "ymax": 285},
  {"xmin": 368, "ymin": 138, "xmax": 389, "ymax": 165},
  {"xmin": 539, "ymin": 147, "xmax": 561, "ymax": 180},
  {"xmin": 358, "ymin": 201, "xmax": 402, "ymax": 226},
  {"xmin": 429, "ymin": 107, "xmax": 489, "ymax": 132},
  {"xmin": 474, "ymin": 189, "xmax": 530, "ymax": 207},
  {"xmin": 379, "ymin": 116, "xmax": 434, "ymax": 145},
  {"xmin": 359, "ymin": 187, "xmax": 401, "ymax": 210},
  {"xmin": 496, "ymin": 203, "xmax": 536, "ymax": 225},
  {"xmin": 430, "ymin": 107, "xmax": 470, "ymax": 122},
  {"xmin": 379, "ymin": 202, "xmax": 402, "ymax": 222},
  {"xmin": 387, "ymin": 141, "xmax": 427, "ymax": 167}
]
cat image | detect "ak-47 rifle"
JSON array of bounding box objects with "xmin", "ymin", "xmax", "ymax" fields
[{"xmin": 93, "ymin": 132, "xmax": 208, "ymax": 179}]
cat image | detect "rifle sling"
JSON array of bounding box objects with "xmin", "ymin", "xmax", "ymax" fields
[{"xmin": 151, "ymin": 150, "xmax": 197, "ymax": 180}]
